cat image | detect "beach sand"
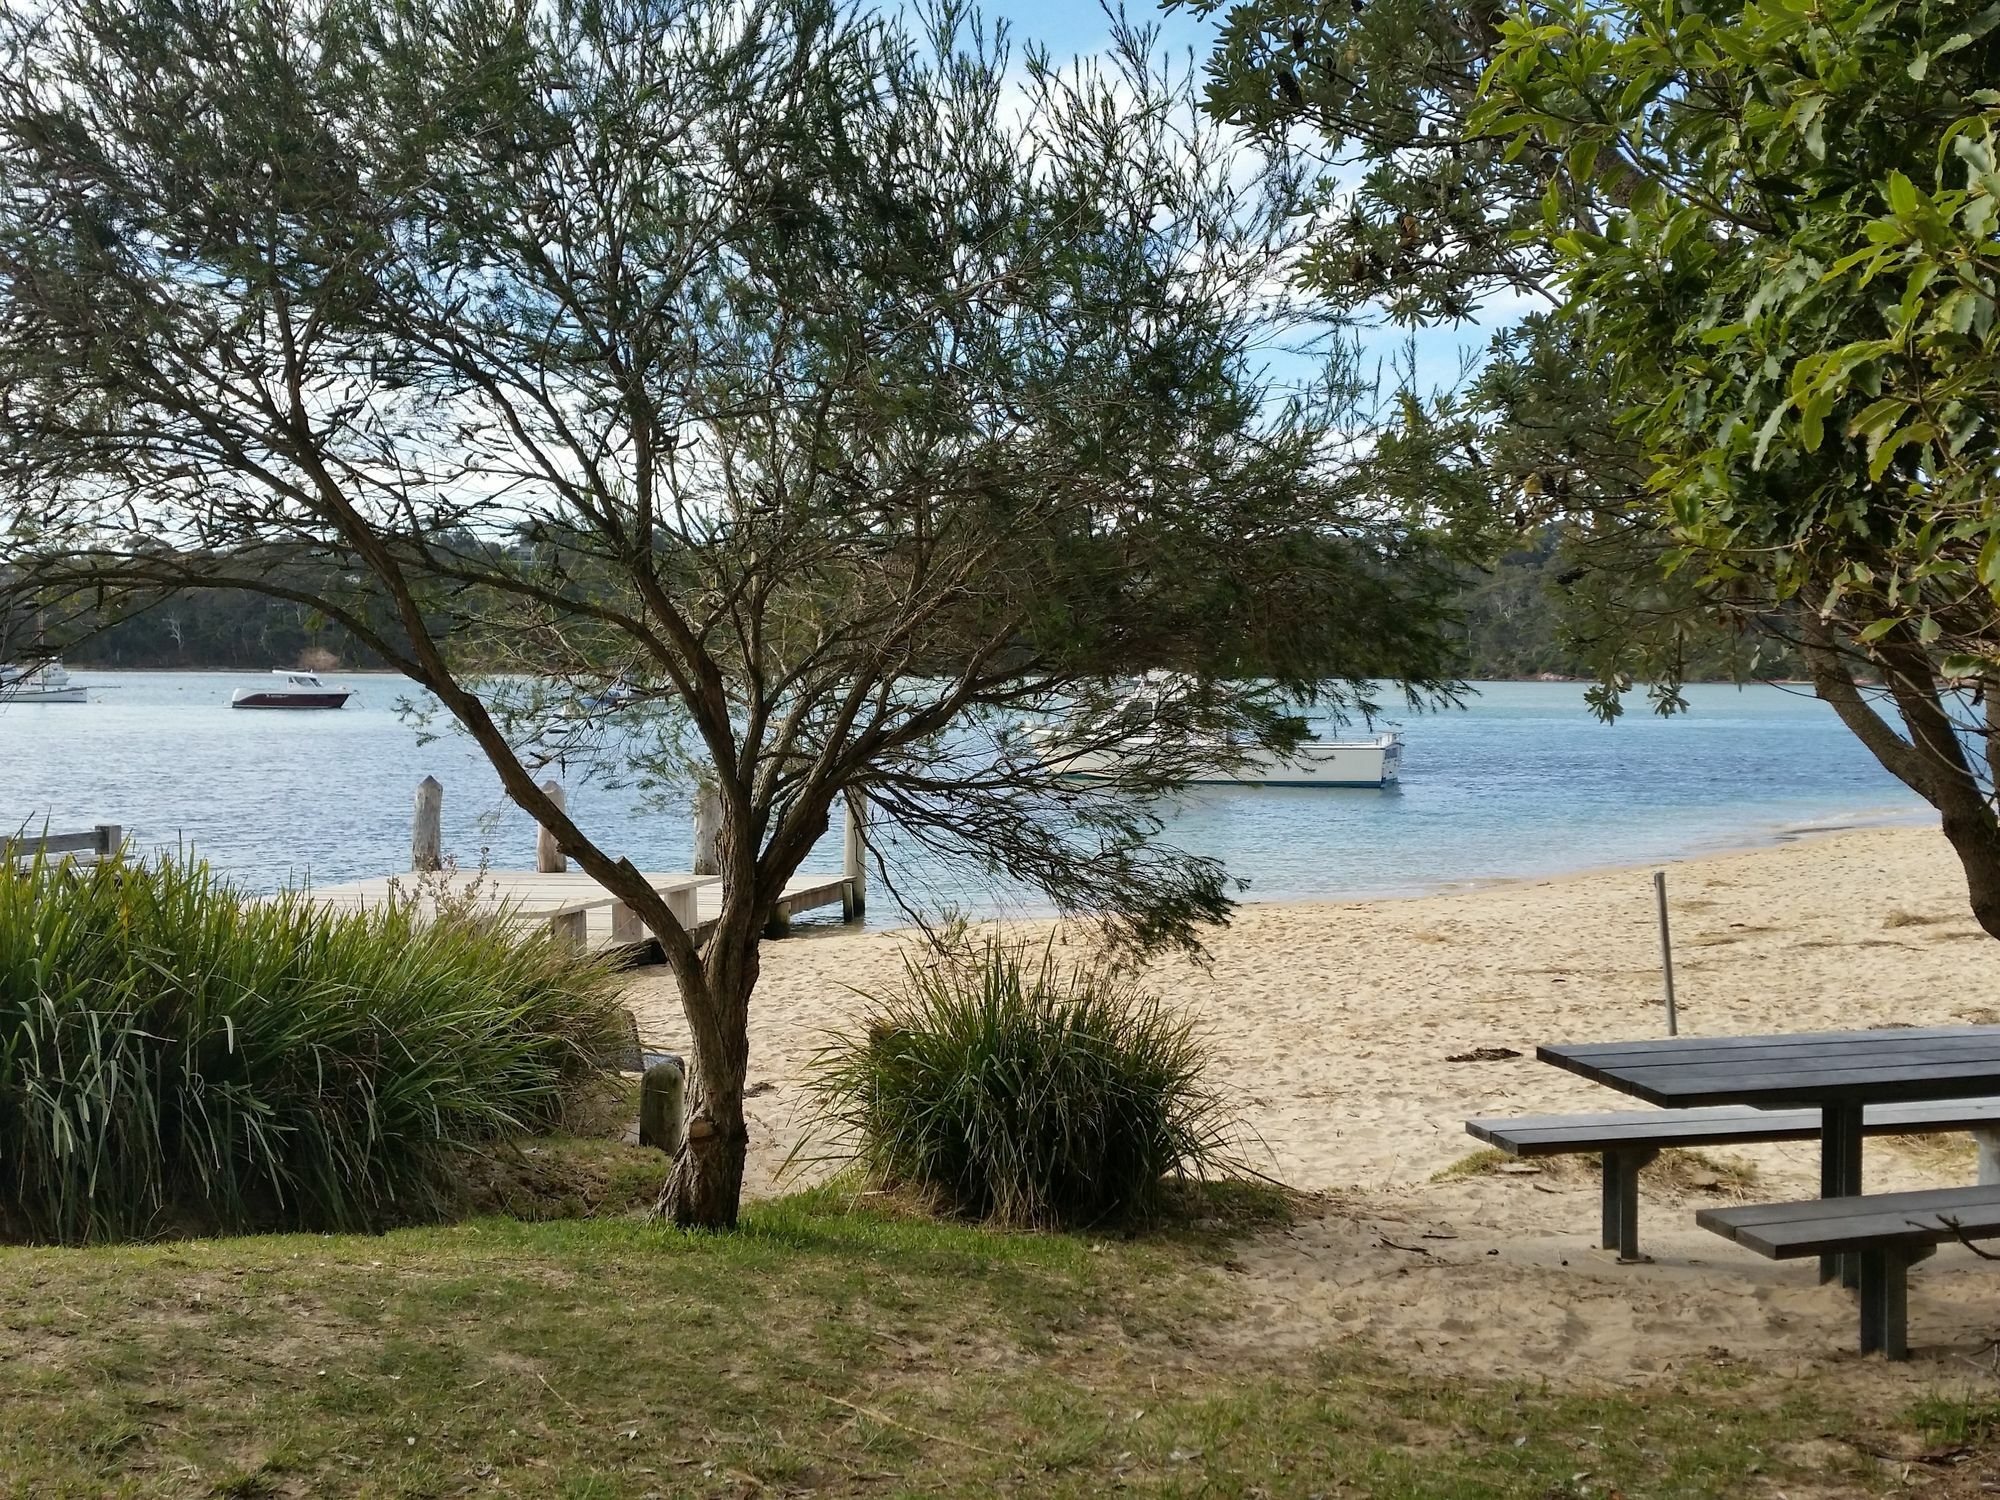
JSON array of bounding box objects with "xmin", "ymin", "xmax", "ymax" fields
[{"xmin": 624, "ymin": 823, "xmax": 2000, "ymax": 1387}]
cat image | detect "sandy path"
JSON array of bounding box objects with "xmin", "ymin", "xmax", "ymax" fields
[{"xmin": 624, "ymin": 823, "xmax": 2000, "ymax": 1384}]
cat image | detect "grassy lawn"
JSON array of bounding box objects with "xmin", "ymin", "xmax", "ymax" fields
[{"xmin": 0, "ymin": 1174, "xmax": 1988, "ymax": 1498}]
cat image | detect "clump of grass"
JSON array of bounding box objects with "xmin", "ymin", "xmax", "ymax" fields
[
  {"xmin": 803, "ymin": 936, "xmax": 1241, "ymax": 1230},
  {"xmin": 0, "ymin": 851, "xmax": 625, "ymax": 1243}
]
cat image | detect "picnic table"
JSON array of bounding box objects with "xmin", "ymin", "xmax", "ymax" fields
[{"xmin": 1539, "ymin": 1025, "xmax": 2000, "ymax": 1282}]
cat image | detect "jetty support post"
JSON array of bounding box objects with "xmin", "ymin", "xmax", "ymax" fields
[
  {"xmin": 537, "ymin": 781, "xmax": 588, "ymax": 947},
  {"xmin": 1653, "ymin": 869, "xmax": 1678, "ymax": 1037},
  {"xmin": 692, "ymin": 781, "xmax": 723, "ymax": 877},
  {"xmin": 842, "ymin": 789, "xmax": 867, "ymax": 922},
  {"xmin": 412, "ymin": 776, "xmax": 444, "ymax": 872}
]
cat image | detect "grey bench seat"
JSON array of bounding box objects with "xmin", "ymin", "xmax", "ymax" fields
[
  {"xmin": 1698, "ymin": 1185, "xmax": 2000, "ymax": 1358},
  {"xmin": 1466, "ymin": 1097, "xmax": 2000, "ymax": 1261}
]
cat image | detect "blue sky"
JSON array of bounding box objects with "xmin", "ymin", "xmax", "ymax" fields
[{"xmin": 973, "ymin": 0, "xmax": 1500, "ymax": 398}]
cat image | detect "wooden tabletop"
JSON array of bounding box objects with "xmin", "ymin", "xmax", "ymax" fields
[{"xmin": 1538, "ymin": 1026, "xmax": 2000, "ymax": 1109}]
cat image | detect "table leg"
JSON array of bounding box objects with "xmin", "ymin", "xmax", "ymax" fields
[
  {"xmin": 1600, "ymin": 1148, "xmax": 1659, "ymax": 1263},
  {"xmin": 1819, "ymin": 1102, "xmax": 1863, "ymax": 1286}
]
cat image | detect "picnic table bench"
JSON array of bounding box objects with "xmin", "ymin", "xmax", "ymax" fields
[
  {"xmin": 1467, "ymin": 1097, "xmax": 2000, "ymax": 1262},
  {"xmin": 1539, "ymin": 1026, "xmax": 2000, "ymax": 1285},
  {"xmin": 1699, "ymin": 1185, "xmax": 2000, "ymax": 1358},
  {"xmin": 1481, "ymin": 1024, "xmax": 2000, "ymax": 1359}
]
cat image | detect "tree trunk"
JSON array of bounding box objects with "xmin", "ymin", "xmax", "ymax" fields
[
  {"xmin": 1799, "ymin": 606, "xmax": 2000, "ymax": 941},
  {"xmin": 1938, "ymin": 805, "xmax": 2000, "ymax": 941},
  {"xmin": 656, "ymin": 920, "xmax": 760, "ymax": 1228},
  {"xmin": 660, "ymin": 1070, "xmax": 748, "ymax": 1227}
]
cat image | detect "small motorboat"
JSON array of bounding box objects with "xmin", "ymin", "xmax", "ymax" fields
[
  {"xmin": 0, "ymin": 660, "xmax": 89, "ymax": 704},
  {"xmin": 230, "ymin": 670, "xmax": 353, "ymax": 710},
  {"xmin": 1035, "ymin": 683, "xmax": 1403, "ymax": 788}
]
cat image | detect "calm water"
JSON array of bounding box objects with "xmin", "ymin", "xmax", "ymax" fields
[{"xmin": 1, "ymin": 672, "xmax": 1929, "ymax": 922}]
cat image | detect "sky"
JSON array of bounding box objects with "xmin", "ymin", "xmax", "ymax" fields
[{"xmin": 976, "ymin": 0, "xmax": 1500, "ymax": 400}]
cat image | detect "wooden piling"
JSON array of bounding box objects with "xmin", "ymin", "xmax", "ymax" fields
[
  {"xmin": 536, "ymin": 780, "xmax": 567, "ymax": 873},
  {"xmin": 842, "ymin": 789, "xmax": 867, "ymax": 922},
  {"xmin": 412, "ymin": 776, "xmax": 443, "ymax": 872},
  {"xmin": 692, "ymin": 781, "xmax": 723, "ymax": 877},
  {"xmin": 534, "ymin": 782, "xmax": 586, "ymax": 944}
]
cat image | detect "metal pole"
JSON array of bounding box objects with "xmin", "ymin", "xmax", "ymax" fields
[{"xmin": 1653, "ymin": 869, "xmax": 1678, "ymax": 1036}]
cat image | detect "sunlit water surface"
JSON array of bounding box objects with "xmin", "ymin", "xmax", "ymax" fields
[{"xmin": 0, "ymin": 673, "xmax": 1931, "ymax": 924}]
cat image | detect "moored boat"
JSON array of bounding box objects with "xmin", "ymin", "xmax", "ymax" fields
[
  {"xmin": 1035, "ymin": 684, "xmax": 1403, "ymax": 788},
  {"xmin": 230, "ymin": 670, "xmax": 353, "ymax": 710},
  {"xmin": 0, "ymin": 660, "xmax": 89, "ymax": 704}
]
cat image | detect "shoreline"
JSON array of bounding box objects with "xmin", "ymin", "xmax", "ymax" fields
[{"xmin": 829, "ymin": 798, "xmax": 1941, "ymax": 937}]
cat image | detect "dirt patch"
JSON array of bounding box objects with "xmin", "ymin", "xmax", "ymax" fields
[{"xmin": 1199, "ymin": 1175, "xmax": 2000, "ymax": 1399}]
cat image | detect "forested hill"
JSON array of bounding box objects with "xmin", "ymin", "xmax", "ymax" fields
[{"xmin": 47, "ymin": 536, "xmax": 1796, "ymax": 683}]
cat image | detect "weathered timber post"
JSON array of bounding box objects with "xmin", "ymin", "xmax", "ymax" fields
[
  {"xmin": 93, "ymin": 824, "xmax": 122, "ymax": 860},
  {"xmin": 536, "ymin": 782, "xmax": 588, "ymax": 946},
  {"xmin": 1977, "ymin": 1128, "xmax": 2000, "ymax": 1187},
  {"xmin": 692, "ymin": 781, "xmax": 723, "ymax": 876},
  {"xmin": 536, "ymin": 780, "xmax": 568, "ymax": 873},
  {"xmin": 842, "ymin": 789, "xmax": 868, "ymax": 922},
  {"xmin": 639, "ymin": 1055, "xmax": 686, "ymax": 1154},
  {"xmin": 412, "ymin": 776, "xmax": 444, "ymax": 872}
]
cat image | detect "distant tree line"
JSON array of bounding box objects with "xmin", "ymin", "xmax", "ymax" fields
[
  {"xmin": 47, "ymin": 530, "xmax": 1805, "ymax": 685},
  {"xmin": 55, "ymin": 591, "xmax": 380, "ymax": 671}
]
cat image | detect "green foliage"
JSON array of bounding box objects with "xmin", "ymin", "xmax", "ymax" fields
[
  {"xmin": 1477, "ymin": 0, "xmax": 2000, "ymax": 672},
  {"xmin": 804, "ymin": 938, "xmax": 1240, "ymax": 1229},
  {"xmin": 1472, "ymin": 0, "xmax": 2000, "ymax": 936},
  {"xmin": 0, "ymin": 852, "xmax": 623, "ymax": 1243},
  {"xmin": 1170, "ymin": 0, "xmax": 1755, "ymax": 715}
]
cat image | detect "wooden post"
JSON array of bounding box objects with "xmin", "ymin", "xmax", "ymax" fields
[
  {"xmin": 412, "ymin": 776, "xmax": 444, "ymax": 872},
  {"xmin": 639, "ymin": 1056, "xmax": 686, "ymax": 1153},
  {"xmin": 842, "ymin": 789, "xmax": 867, "ymax": 922},
  {"xmin": 1653, "ymin": 869, "xmax": 1678, "ymax": 1037},
  {"xmin": 540, "ymin": 783, "xmax": 579, "ymax": 945},
  {"xmin": 93, "ymin": 824, "xmax": 122, "ymax": 860},
  {"xmin": 1975, "ymin": 1127, "xmax": 2000, "ymax": 1186},
  {"xmin": 692, "ymin": 781, "xmax": 723, "ymax": 877},
  {"xmin": 536, "ymin": 780, "xmax": 567, "ymax": 873}
]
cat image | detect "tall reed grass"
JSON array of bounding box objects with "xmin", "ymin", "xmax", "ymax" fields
[
  {"xmin": 805, "ymin": 937, "xmax": 1240, "ymax": 1229},
  {"xmin": 0, "ymin": 852, "xmax": 623, "ymax": 1243}
]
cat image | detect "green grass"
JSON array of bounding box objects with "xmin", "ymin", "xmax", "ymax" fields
[{"xmin": 0, "ymin": 1174, "xmax": 1948, "ymax": 1498}]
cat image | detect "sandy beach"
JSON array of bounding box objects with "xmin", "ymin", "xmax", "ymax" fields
[{"xmin": 625, "ymin": 823, "xmax": 2000, "ymax": 1387}]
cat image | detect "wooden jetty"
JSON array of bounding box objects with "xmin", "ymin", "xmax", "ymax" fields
[
  {"xmin": 299, "ymin": 778, "xmax": 867, "ymax": 956},
  {"xmin": 5, "ymin": 824, "xmax": 122, "ymax": 865}
]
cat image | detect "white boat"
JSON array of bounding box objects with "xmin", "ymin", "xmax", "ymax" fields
[
  {"xmin": 230, "ymin": 670, "xmax": 353, "ymax": 710},
  {"xmin": 0, "ymin": 660, "xmax": 89, "ymax": 704},
  {"xmin": 1036, "ymin": 686, "xmax": 1402, "ymax": 788}
]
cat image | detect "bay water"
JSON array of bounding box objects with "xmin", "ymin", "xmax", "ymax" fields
[{"xmin": 1, "ymin": 671, "xmax": 1930, "ymax": 924}]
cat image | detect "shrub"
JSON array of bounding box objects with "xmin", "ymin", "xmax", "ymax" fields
[
  {"xmin": 805, "ymin": 936, "xmax": 1239, "ymax": 1229},
  {"xmin": 0, "ymin": 852, "xmax": 625, "ymax": 1243}
]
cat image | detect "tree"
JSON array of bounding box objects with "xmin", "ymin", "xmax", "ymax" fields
[
  {"xmin": 1167, "ymin": 0, "xmax": 1774, "ymax": 714},
  {"xmin": 0, "ymin": 0, "xmax": 1465, "ymax": 1223},
  {"xmin": 1475, "ymin": 0, "xmax": 2000, "ymax": 932}
]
